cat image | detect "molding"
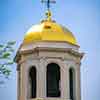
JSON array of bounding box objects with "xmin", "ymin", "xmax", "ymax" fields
[
  {"xmin": 22, "ymin": 40, "xmax": 80, "ymax": 48},
  {"xmin": 15, "ymin": 47, "xmax": 84, "ymax": 63}
]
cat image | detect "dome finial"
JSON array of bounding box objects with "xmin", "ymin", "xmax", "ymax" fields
[
  {"xmin": 41, "ymin": 0, "xmax": 56, "ymax": 21},
  {"xmin": 45, "ymin": 10, "xmax": 52, "ymax": 21}
]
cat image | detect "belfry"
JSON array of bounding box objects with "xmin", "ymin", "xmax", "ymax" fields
[{"xmin": 15, "ymin": 0, "xmax": 84, "ymax": 100}]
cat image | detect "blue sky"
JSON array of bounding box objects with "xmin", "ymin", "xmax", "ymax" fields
[{"xmin": 0, "ymin": 0, "xmax": 100, "ymax": 100}]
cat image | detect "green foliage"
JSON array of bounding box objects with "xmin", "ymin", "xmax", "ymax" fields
[
  {"xmin": 0, "ymin": 41, "xmax": 15, "ymax": 78},
  {"xmin": 0, "ymin": 44, "xmax": 3, "ymax": 48},
  {"xmin": 2, "ymin": 52, "xmax": 11, "ymax": 59}
]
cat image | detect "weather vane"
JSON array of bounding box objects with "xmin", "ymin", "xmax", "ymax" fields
[{"xmin": 41, "ymin": 0, "xmax": 56, "ymax": 21}]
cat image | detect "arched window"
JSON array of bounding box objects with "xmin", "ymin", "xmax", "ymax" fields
[
  {"xmin": 29, "ymin": 67, "xmax": 37, "ymax": 98},
  {"xmin": 69, "ymin": 68, "xmax": 75, "ymax": 100},
  {"xmin": 47, "ymin": 63, "xmax": 61, "ymax": 97}
]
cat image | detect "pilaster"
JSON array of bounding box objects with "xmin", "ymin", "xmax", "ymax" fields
[
  {"xmin": 37, "ymin": 57, "xmax": 46, "ymax": 98},
  {"xmin": 20, "ymin": 62, "xmax": 28, "ymax": 100},
  {"xmin": 75, "ymin": 63, "xmax": 81, "ymax": 100}
]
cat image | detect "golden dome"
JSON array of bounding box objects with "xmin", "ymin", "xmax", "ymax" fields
[{"xmin": 23, "ymin": 20, "xmax": 77, "ymax": 45}]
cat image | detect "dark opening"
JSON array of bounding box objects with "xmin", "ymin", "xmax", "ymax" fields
[
  {"xmin": 47, "ymin": 63, "xmax": 61, "ymax": 97},
  {"xmin": 69, "ymin": 68, "xmax": 74, "ymax": 100},
  {"xmin": 29, "ymin": 67, "xmax": 36, "ymax": 98}
]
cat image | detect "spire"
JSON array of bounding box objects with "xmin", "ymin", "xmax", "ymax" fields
[{"xmin": 41, "ymin": 0, "xmax": 56, "ymax": 21}]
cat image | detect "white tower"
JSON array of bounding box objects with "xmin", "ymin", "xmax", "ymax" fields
[{"xmin": 15, "ymin": 1, "xmax": 84, "ymax": 100}]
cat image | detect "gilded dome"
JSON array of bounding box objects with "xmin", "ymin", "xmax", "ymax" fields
[{"xmin": 23, "ymin": 20, "xmax": 77, "ymax": 45}]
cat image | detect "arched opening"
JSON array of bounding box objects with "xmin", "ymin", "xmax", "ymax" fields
[
  {"xmin": 47, "ymin": 63, "xmax": 61, "ymax": 97},
  {"xmin": 69, "ymin": 68, "xmax": 75, "ymax": 100},
  {"xmin": 29, "ymin": 67, "xmax": 37, "ymax": 98}
]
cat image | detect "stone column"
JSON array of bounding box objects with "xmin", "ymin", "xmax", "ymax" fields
[
  {"xmin": 20, "ymin": 62, "xmax": 27, "ymax": 100},
  {"xmin": 75, "ymin": 63, "xmax": 81, "ymax": 100},
  {"xmin": 60, "ymin": 61, "xmax": 70, "ymax": 100},
  {"xmin": 61, "ymin": 63, "xmax": 65, "ymax": 99},
  {"xmin": 66, "ymin": 64, "xmax": 70, "ymax": 100},
  {"xmin": 17, "ymin": 67, "xmax": 19, "ymax": 100},
  {"xmin": 62, "ymin": 61, "xmax": 70, "ymax": 100},
  {"xmin": 37, "ymin": 58, "xmax": 46, "ymax": 98}
]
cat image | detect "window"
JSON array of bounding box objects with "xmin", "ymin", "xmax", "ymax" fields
[
  {"xmin": 47, "ymin": 63, "xmax": 61, "ymax": 97},
  {"xmin": 29, "ymin": 67, "xmax": 37, "ymax": 98},
  {"xmin": 69, "ymin": 68, "xmax": 75, "ymax": 100}
]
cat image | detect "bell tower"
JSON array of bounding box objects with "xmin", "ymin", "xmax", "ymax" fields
[{"xmin": 15, "ymin": 1, "xmax": 84, "ymax": 100}]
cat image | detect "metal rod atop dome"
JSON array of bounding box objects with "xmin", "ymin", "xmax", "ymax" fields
[
  {"xmin": 41, "ymin": 0, "xmax": 56, "ymax": 11},
  {"xmin": 41, "ymin": 0, "xmax": 56, "ymax": 21}
]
